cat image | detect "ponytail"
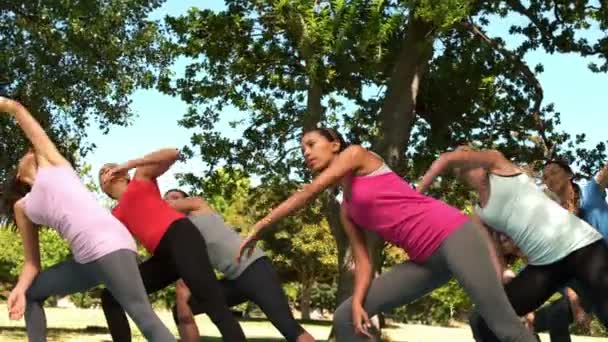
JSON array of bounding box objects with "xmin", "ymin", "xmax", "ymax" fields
[{"xmin": 1, "ymin": 169, "xmax": 31, "ymax": 225}]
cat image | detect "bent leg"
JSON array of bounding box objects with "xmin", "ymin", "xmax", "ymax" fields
[
  {"xmin": 25, "ymin": 258, "xmax": 98, "ymax": 342},
  {"xmin": 334, "ymin": 258, "xmax": 450, "ymax": 342},
  {"xmin": 96, "ymin": 249, "xmax": 175, "ymax": 342},
  {"xmin": 440, "ymin": 222, "xmax": 538, "ymax": 342}
]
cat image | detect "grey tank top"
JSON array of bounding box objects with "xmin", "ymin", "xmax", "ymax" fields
[
  {"xmin": 189, "ymin": 213, "xmax": 265, "ymax": 279},
  {"xmin": 475, "ymin": 173, "xmax": 601, "ymax": 265}
]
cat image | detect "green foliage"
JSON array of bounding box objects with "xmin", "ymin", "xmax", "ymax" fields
[
  {"xmin": 415, "ymin": 0, "xmax": 473, "ymax": 30},
  {"xmin": 0, "ymin": 0, "xmax": 171, "ymax": 190},
  {"xmin": 310, "ymin": 282, "xmax": 337, "ymax": 313}
]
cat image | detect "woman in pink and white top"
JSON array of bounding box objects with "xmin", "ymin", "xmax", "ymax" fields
[
  {"xmin": 237, "ymin": 127, "xmax": 536, "ymax": 342},
  {"xmin": 0, "ymin": 97, "xmax": 174, "ymax": 342}
]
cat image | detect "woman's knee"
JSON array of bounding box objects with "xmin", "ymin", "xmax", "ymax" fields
[
  {"xmin": 332, "ymin": 300, "xmax": 353, "ymax": 329},
  {"xmin": 176, "ymin": 279, "xmax": 191, "ymax": 302}
]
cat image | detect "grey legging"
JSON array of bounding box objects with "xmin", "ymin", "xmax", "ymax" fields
[
  {"xmin": 25, "ymin": 249, "xmax": 174, "ymax": 342},
  {"xmin": 333, "ymin": 221, "xmax": 536, "ymax": 342}
]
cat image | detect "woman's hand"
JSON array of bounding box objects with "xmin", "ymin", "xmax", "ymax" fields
[
  {"xmin": 236, "ymin": 233, "xmax": 259, "ymax": 263},
  {"xmin": 7, "ymin": 288, "xmax": 26, "ymax": 320},
  {"xmin": 352, "ymin": 302, "xmax": 372, "ymax": 338},
  {"xmin": 523, "ymin": 312, "xmax": 535, "ymax": 331},
  {"xmin": 100, "ymin": 163, "xmax": 130, "ymax": 186}
]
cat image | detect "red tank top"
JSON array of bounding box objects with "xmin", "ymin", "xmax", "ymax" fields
[{"xmin": 112, "ymin": 178, "xmax": 185, "ymax": 253}]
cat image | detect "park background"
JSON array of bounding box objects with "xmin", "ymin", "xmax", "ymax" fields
[{"xmin": 0, "ymin": 0, "xmax": 607, "ymax": 341}]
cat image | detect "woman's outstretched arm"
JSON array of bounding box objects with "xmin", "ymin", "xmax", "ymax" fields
[
  {"xmin": 0, "ymin": 97, "xmax": 69, "ymax": 166},
  {"xmin": 251, "ymin": 145, "xmax": 366, "ymax": 235},
  {"xmin": 595, "ymin": 161, "xmax": 608, "ymax": 191},
  {"xmin": 418, "ymin": 150, "xmax": 504, "ymax": 193},
  {"xmin": 236, "ymin": 145, "xmax": 367, "ymax": 262}
]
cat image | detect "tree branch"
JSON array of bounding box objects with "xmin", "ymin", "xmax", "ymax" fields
[
  {"xmin": 461, "ymin": 20, "xmax": 554, "ymax": 158},
  {"xmin": 505, "ymin": 0, "xmax": 556, "ymax": 48}
]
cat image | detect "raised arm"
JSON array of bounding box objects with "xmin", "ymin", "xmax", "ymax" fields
[
  {"xmin": 166, "ymin": 196, "xmax": 211, "ymax": 216},
  {"xmin": 120, "ymin": 148, "xmax": 181, "ymax": 181},
  {"xmin": 0, "ymin": 97, "xmax": 68, "ymax": 166},
  {"xmin": 417, "ymin": 150, "xmax": 504, "ymax": 193},
  {"xmin": 595, "ymin": 162, "xmax": 608, "ymax": 191},
  {"xmin": 340, "ymin": 204, "xmax": 373, "ymax": 337}
]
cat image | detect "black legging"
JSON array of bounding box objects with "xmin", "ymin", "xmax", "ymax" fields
[
  {"xmin": 172, "ymin": 257, "xmax": 305, "ymax": 342},
  {"xmin": 471, "ymin": 240, "xmax": 608, "ymax": 341},
  {"xmin": 532, "ymin": 280, "xmax": 595, "ymax": 342},
  {"xmin": 101, "ymin": 218, "xmax": 246, "ymax": 342},
  {"xmin": 532, "ymin": 296, "xmax": 573, "ymax": 342}
]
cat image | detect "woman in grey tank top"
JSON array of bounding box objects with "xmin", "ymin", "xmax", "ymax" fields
[
  {"xmin": 164, "ymin": 189, "xmax": 315, "ymax": 342},
  {"xmin": 418, "ymin": 146, "xmax": 608, "ymax": 342}
]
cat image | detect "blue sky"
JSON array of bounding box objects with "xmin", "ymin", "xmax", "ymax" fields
[{"xmin": 85, "ymin": 1, "xmax": 607, "ymax": 192}]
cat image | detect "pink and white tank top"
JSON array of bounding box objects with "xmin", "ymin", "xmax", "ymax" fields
[
  {"xmin": 343, "ymin": 166, "xmax": 468, "ymax": 262},
  {"xmin": 23, "ymin": 166, "xmax": 136, "ymax": 263}
]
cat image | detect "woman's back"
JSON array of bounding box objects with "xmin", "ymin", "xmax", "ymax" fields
[
  {"xmin": 476, "ymin": 173, "xmax": 600, "ymax": 265},
  {"xmin": 345, "ymin": 169, "xmax": 467, "ymax": 262},
  {"xmin": 24, "ymin": 166, "xmax": 135, "ymax": 263}
]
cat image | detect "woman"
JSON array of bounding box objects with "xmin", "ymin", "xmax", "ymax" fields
[
  {"xmin": 99, "ymin": 151, "xmax": 246, "ymax": 341},
  {"xmin": 525, "ymin": 159, "xmax": 608, "ymax": 341},
  {"xmin": 161, "ymin": 189, "xmax": 315, "ymax": 342},
  {"xmin": 0, "ymin": 97, "xmax": 175, "ymax": 341},
  {"xmin": 544, "ymin": 159, "xmax": 608, "ymax": 236},
  {"xmin": 237, "ymin": 127, "xmax": 536, "ymax": 342},
  {"xmin": 418, "ymin": 146, "xmax": 608, "ymax": 342}
]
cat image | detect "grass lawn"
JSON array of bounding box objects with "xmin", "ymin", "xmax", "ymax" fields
[{"xmin": 0, "ymin": 304, "xmax": 605, "ymax": 341}]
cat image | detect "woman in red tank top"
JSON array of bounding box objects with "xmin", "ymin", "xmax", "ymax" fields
[{"xmin": 98, "ymin": 148, "xmax": 246, "ymax": 342}]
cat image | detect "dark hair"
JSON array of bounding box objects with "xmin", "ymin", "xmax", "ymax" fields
[
  {"xmin": 545, "ymin": 159, "xmax": 574, "ymax": 175},
  {"xmin": 164, "ymin": 188, "xmax": 189, "ymax": 198},
  {"xmin": 545, "ymin": 159, "xmax": 584, "ymax": 217},
  {"xmin": 1, "ymin": 169, "xmax": 31, "ymax": 225},
  {"xmin": 303, "ymin": 127, "xmax": 350, "ymax": 152}
]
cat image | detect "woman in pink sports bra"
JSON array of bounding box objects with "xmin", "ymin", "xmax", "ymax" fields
[{"xmin": 237, "ymin": 127, "xmax": 536, "ymax": 342}]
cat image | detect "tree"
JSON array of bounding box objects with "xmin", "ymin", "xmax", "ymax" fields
[
  {"xmin": 164, "ymin": 0, "xmax": 608, "ymax": 337},
  {"xmin": 0, "ymin": 0, "xmax": 171, "ymax": 198},
  {"xmin": 177, "ymin": 168, "xmax": 338, "ymax": 318},
  {"xmin": 243, "ymin": 179, "xmax": 337, "ymax": 320}
]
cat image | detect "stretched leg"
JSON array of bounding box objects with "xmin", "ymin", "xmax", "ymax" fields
[
  {"xmin": 163, "ymin": 219, "xmax": 245, "ymax": 341},
  {"xmin": 95, "ymin": 249, "xmax": 175, "ymax": 341},
  {"xmin": 173, "ymin": 275, "xmax": 247, "ymax": 341},
  {"xmin": 333, "ymin": 256, "xmax": 452, "ymax": 342},
  {"xmin": 236, "ymin": 258, "xmax": 314, "ymax": 342},
  {"xmin": 567, "ymin": 240, "xmax": 608, "ymax": 328},
  {"xmin": 101, "ymin": 253, "xmax": 177, "ymax": 342},
  {"xmin": 25, "ymin": 258, "xmax": 98, "ymax": 342},
  {"xmin": 470, "ymin": 263, "xmax": 566, "ymax": 342},
  {"xmin": 173, "ymin": 279, "xmax": 202, "ymax": 342},
  {"xmin": 440, "ymin": 222, "xmax": 539, "ymax": 342},
  {"xmin": 533, "ymin": 297, "xmax": 573, "ymax": 342}
]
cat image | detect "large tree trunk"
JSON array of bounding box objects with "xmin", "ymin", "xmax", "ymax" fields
[
  {"xmin": 373, "ymin": 16, "xmax": 435, "ymax": 168},
  {"xmin": 325, "ymin": 13, "xmax": 436, "ymax": 342}
]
